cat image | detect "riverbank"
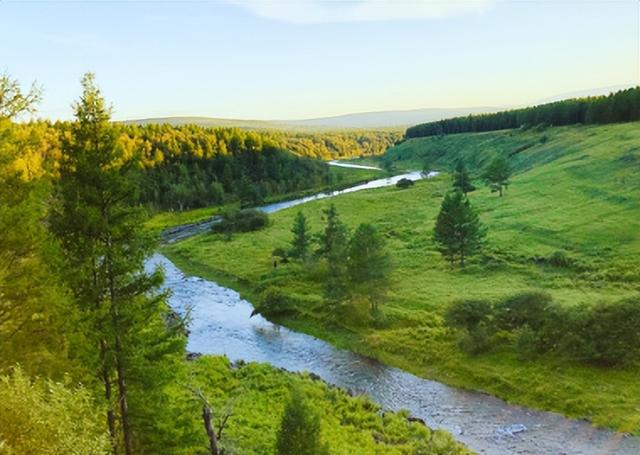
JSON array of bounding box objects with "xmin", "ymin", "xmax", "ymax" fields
[{"xmin": 162, "ymin": 155, "xmax": 640, "ymax": 436}]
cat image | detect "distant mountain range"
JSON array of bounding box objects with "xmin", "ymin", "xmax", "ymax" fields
[{"xmin": 123, "ymin": 84, "xmax": 633, "ymax": 130}]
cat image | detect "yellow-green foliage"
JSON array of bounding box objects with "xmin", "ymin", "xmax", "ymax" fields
[
  {"xmin": 0, "ymin": 367, "xmax": 109, "ymax": 455},
  {"xmin": 186, "ymin": 356, "xmax": 471, "ymax": 454},
  {"xmin": 164, "ymin": 122, "xmax": 640, "ymax": 433}
]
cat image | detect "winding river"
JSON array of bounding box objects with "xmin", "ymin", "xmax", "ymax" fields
[{"xmin": 153, "ymin": 167, "xmax": 640, "ymax": 454}]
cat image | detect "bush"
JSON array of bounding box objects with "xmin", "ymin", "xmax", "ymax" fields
[
  {"xmin": 445, "ymin": 299, "xmax": 492, "ymax": 331},
  {"xmin": 395, "ymin": 178, "xmax": 414, "ymax": 189},
  {"xmin": 494, "ymin": 291, "xmax": 553, "ymax": 332},
  {"xmin": 253, "ymin": 287, "xmax": 296, "ymax": 318},
  {"xmin": 212, "ymin": 209, "xmax": 268, "ymax": 236},
  {"xmin": 574, "ymin": 297, "xmax": 640, "ymax": 366}
]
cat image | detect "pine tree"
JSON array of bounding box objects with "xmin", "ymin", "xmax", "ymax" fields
[
  {"xmin": 452, "ymin": 159, "xmax": 475, "ymax": 195},
  {"xmin": 50, "ymin": 73, "xmax": 186, "ymax": 454},
  {"xmin": 318, "ymin": 204, "xmax": 349, "ymax": 303},
  {"xmin": 482, "ymin": 156, "xmax": 511, "ymax": 197},
  {"xmin": 347, "ymin": 223, "xmax": 390, "ymax": 314},
  {"xmin": 276, "ymin": 387, "xmax": 326, "ymax": 455},
  {"xmin": 433, "ymin": 191, "xmax": 485, "ymax": 267},
  {"xmin": 290, "ymin": 211, "xmax": 310, "ymax": 261}
]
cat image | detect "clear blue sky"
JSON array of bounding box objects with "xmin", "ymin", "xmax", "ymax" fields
[{"xmin": 1, "ymin": 0, "xmax": 638, "ymax": 120}]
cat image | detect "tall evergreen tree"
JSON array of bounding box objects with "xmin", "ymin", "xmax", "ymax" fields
[
  {"xmin": 276, "ymin": 387, "xmax": 326, "ymax": 455},
  {"xmin": 318, "ymin": 204, "xmax": 349, "ymax": 303},
  {"xmin": 483, "ymin": 155, "xmax": 511, "ymax": 196},
  {"xmin": 50, "ymin": 73, "xmax": 186, "ymax": 454},
  {"xmin": 452, "ymin": 159, "xmax": 475, "ymax": 195},
  {"xmin": 347, "ymin": 223, "xmax": 390, "ymax": 314},
  {"xmin": 290, "ymin": 211, "xmax": 310, "ymax": 261},
  {"xmin": 433, "ymin": 191, "xmax": 485, "ymax": 267}
]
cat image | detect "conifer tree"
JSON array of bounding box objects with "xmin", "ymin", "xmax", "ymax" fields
[
  {"xmin": 433, "ymin": 191, "xmax": 485, "ymax": 267},
  {"xmin": 318, "ymin": 204, "xmax": 349, "ymax": 303},
  {"xmin": 50, "ymin": 73, "xmax": 186, "ymax": 454},
  {"xmin": 347, "ymin": 223, "xmax": 390, "ymax": 314},
  {"xmin": 452, "ymin": 159, "xmax": 475, "ymax": 195},
  {"xmin": 290, "ymin": 211, "xmax": 310, "ymax": 261},
  {"xmin": 276, "ymin": 387, "xmax": 326, "ymax": 455}
]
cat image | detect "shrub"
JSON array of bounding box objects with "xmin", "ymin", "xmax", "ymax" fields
[
  {"xmin": 395, "ymin": 178, "xmax": 414, "ymax": 189},
  {"xmin": 212, "ymin": 209, "xmax": 268, "ymax": 236},
  {"xmin": 574, "ymin": 297, "xmax": 640, "ymax": 366},
  {"xmin": 253, "ymin": 287, "xmax": 296, "ymax": 318},
  {"xmin": 494, "ymin": 291, "xmax": 553, "ymax": 332},
  {"xmin": 445, "ymin": 299, "xmax": 493, "ymax": 331}
]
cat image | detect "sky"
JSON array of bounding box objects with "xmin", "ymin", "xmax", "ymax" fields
[{"xmin": 1, "ymin": 0, "xmax": 638, "ymax": 121}]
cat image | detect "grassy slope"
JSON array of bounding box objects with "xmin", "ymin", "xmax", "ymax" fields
[
  {"xmin": 182, "ymin": 356, "xmax": 470, "ymax": 454},
  {"xmin": 163, "ymin": 122, "xmax": 640, "ymax": 433}
]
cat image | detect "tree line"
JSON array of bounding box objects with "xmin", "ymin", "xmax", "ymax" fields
[{"xmin": 406, "ymin": 87, "xmax": 640, "ymax": 139}]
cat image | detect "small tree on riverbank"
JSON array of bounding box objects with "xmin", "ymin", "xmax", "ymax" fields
[{"xmin": 433, "ymin": 191, "xmax": 485, "ymax": 267}]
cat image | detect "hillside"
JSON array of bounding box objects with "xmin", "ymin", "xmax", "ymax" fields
[
  {"xmin": 123, "ymin": 107, "xmax": 501, "ymax": 130},
  {"xmin": 164, "ymin": 121, "xmax": 640, "ymax": 433}
]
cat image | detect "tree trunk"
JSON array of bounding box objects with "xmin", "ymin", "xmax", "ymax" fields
[
  {"xmin": 115, "ymin": 340, "xmax": 133, "ymax": 455},
  {"xmin": 101, "ymin": 340, "xmax": 118, "ymax": 455},
  {"xmin": 499, "ymin": 186, "xmax": 503, "ymax": 197},
  {"xmin": 202, "ymin": 405, "xmax": 220, "ymax": 455}
]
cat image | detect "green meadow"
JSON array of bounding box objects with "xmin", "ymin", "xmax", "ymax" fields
[
  {"xmin": 163, "ymin": 122, "xmax": 640, "ymax": 433},
  {"xmin": 181, "ymin": 356, "xmax": 470, "ymax": 454}
]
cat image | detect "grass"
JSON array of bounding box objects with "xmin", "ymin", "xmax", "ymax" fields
[
  {"xmin": 178, "ymin": 356, "xmax": 471, "ymax": 454},
  {"xmin": 162, "ymin": 122, "xmax": 640, "ymax": 434}
]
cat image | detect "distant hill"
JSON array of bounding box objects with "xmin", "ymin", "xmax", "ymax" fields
[
  {"xmin": 123, "ymin": 85, "xmax": 635, "ymax": 130},
  {"xmin": 123, "ymin": 107, "xmax": 503, "ymax": 130}
]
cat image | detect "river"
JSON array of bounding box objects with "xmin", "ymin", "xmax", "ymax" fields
[{"xmin": 153, "ymin": 166, "xmax": 640, "ymax": 454}]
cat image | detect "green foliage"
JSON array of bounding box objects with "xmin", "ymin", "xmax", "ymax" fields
[
  {"xmin": 406, "ymin": 86, "xmax": 640, "ymax": 138},
  {"xmin": 0, "ymin": 367, "xmax": 109, "ymax": 455},
  {"xmin": 276, "ymin": 387, "xmax": 327, "ymax": 455},
  {"xmin": 452, "ymin": 159, "xmax": 475, "ymax": 195},
  {"xmin": 212, "ymin": 209, "xmax": 269, "ymax": 238},
  {"xmin": 433, "ymin": 191, "xmax": 485, "ymax": 266},
  {"xmin": 395, "ymin": 177, "xmax": 414, "ymax": 189},
  {"xmin": 347, "ymin": 223, "xmax": 391, "ymax": 314},
  {"xmin": 493, "ymin": 291, "xmax": 553, "ymax": 332},
  {"xmin": 0, "ymin": 82, "xmax": 71, "ymax": 377},
  {"xmin": 186, "ymin": 356, "xmax": 470, "ymax": 454},
  {"xmin": 482, "ymin": 155, "xmax": 511, "ymax": 196},
  {"xmin": 290, "ymin": 211, "xmax": 311, "ymax": 261},
  {"xmin": 576, "ymin": 297, "xmax": 640, "ymax": 366},
  {"xmin": 50, "ymin": 73, "xmax": 188, "ymax": 454},
  {"xmin": 445, "ymin": 299, "xmax": 493, "ymax": 331},
  {"xmin": 318, "ymin": 204, "xmax": 349, "ymax": 303}
]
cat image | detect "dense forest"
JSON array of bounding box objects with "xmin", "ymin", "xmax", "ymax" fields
[
  {"xmin": 406, "ymin": 86, "xmax": 640, "ymax": 138},
  {"xmin": 12, "ymin": 120, "xmax": 397, "ymax": 212}
]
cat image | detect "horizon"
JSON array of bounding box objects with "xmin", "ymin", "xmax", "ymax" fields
[{"xmin": 1, "ymin": 1, "xmax": 639, "ymax": 121}]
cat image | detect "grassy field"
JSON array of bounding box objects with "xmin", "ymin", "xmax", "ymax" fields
[
  {"xmin": 146, "ymin": 165, "xmax": 382, "ymax": 234},
  {"xmin": 163, "ymin": 122, "xmax": 640, "ymax": 433},
  {"xmin": 179, "ymin": 356, "xmax": 470, "ymax": 454}
]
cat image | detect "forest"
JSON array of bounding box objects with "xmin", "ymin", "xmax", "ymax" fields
[{"xmin": 405, "ymin": 86, "xmax": 640, "ymax": 138}]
